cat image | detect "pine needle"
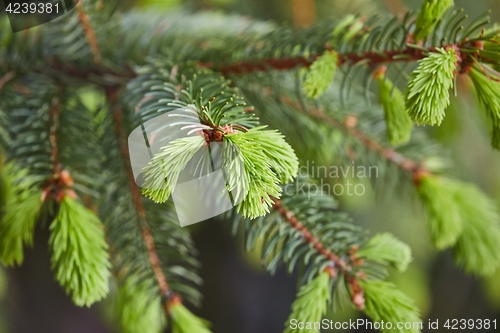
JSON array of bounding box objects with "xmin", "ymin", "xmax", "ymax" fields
[
  {"xmin": 362, "ymin": 280, "xmax": 422, "ymax": 333},
  {"xmin": 0, "ymin": 163, "xmax": 42, "ymax": 266},
  {"xmin": 358, "ymin": 233, "xmax": 412, "ymax": 272},
  {"xmin": 303, "ymin": 51, "xmax": 338, "ymax": 99},
  {"xmin": 236, "ymin": 126, "xmax": 299, "ymax": 183},
  {"xmin": 468, "ymin": 65, "xmax": 500, "ymax": 150},
  {"xmin": 225, "ymin": 130, "xmax": 283, "ymax": 219},
  {"xmin": 49, "ymin": 196, "xmax": 111, "ymax": 307},
  {"xmin": 283, "ymin": 272, "xmax": 331, "ymax": 333},
  {"xmin": 405, "ymin": 48, "xmax": 457, "ymax": 126},
  {"xmin": 418, "ymin": 175, "xmax": 463, "ymax": 250},
  {"xmin": 169, "ymin": 301, "xmax": 212, "ymax": 333},
  {"xmin": 113, "ymin": 277, "xmax": 166, "ymax": 333},
  {"xmin": 377, "ymin": 75, "xmax": 413, "ymax": 145},
  {"xmin": 452, "ymin": 182, "xmax": 500, "ymax": 276},
  {"xmin": 414, "ymin": 0, "xmax": 454, "ymax": 42},
  {"xmin": 142, "ymin": 135, "xmax": 206, "ymax": 203}
]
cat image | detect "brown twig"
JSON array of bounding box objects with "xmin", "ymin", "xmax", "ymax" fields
[
  {"xmin": 41, "ymin": 93, "xmax": 77, "ymax": 202},
  {"xmin": 75, "ymin": 0, "xmax": 101, "ymax": 64},
  {"xmin": 48, "ymin": 96, "xmax": 61, "ymax": 174},
  {"xmin": 206, "ymin": 46, "xmax": 429, "ymax": 76},
  {"xmin": 107, "ymin": 87, "xmax": 175, "ymax": 315},
  {"xmin": 272, "ymin": 198, "xmax": 365, "ymax": 310}
]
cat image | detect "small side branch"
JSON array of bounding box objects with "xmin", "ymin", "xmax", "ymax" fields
[
  {"xmin": 106, "ymin": 87, "xmax": 175, "ymax": 315},
  {"xmin": 272, "ymin": 198, "xmax": 365, "ymax": 310},
  {"xmin": 75, "ymin": 0, "xmax": 101, "ymax": 64},
  {"xmin": 209, "ymin": 47, "xmax": 428, "ymax": 76},
  {"xmin": 272, "ymin": 198, "xmax": 350, "ymax": 273},
  {"xmin": 277, "ymin": 92, "xmax": 431, "ymax": 184}
]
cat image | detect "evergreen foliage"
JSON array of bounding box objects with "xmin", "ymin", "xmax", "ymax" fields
[
  {"xmin": 142, "ymin": 136, "xmax": 207, "ymax": 203},
  {"xmin": 418, "ymin": 175, "xmax": 500, "ymax": 276},
  {"xmin": 358, "ymin": 233, "xmax": 412, "ymax": 272},
  {"xmin": 376, "ymin": 71, "xmax": 413, "ymax": 145},
  {"xmin": 362, "ymin": 280, "xmax": 422, "ymax": 333},
  {"xmin": 284, "ymin": 272, "xmax": 331, "ymax": 333},
  {"xmin": 405, "ymin": 48, "xmax": 458, "ymax": 126},
  {"xmin": 303, "ymin": 51, "xmax": 338, "ymax": 99},
  {"xmin": 1, "ymin": 0, "xmax": 500, "ymax": 331},
  {"xmin": 112, "ymin": 277, "xmax": 166, "ymax": 333},
  {"xmin": 413, "ymin": 0, "xmax": 454, "ymax": 42},
  {"xmin": 169, "ymin": 298, "xmax": 212, "ymax": 333},
  {"xmin": 417, "ymin": 175, "xmax": 464, "ymax": 249},
  {"xmin": 0, "ymin": 164, "xmax": 42, "ymax": 266},
  {"xmin": 468, "ymin": 65, "xmax": 500, "ymax": 150},
  {"xmin": 49, "ymin": 196, "xmax": 111, "ymax": 306},
  {"xmin": 453, "ymin": 182, "xmax": 500, "ymax": 276}
]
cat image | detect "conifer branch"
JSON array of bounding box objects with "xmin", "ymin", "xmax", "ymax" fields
[
  {"xmin": 42, "ymin": 91, "xmax": 77, "ymax": 202},
  {"xmin": 274, "ymin": 91, "xmax": 431, "ymax": 184},
  {"xmin": 272, "ymin": 198, "xmax": 349, "ymax": 273},
  {"xmin": 271, "ymin": 198, "xmax": 365, "ymax": 310},
  {"xmin": 49, "ymin": 95, "xmax": 61, "ymax": 172},
  {"xmin": 205, "ymin": 40, "xmax": 488, "ymax": 77},
  {"xmin": 106, "ymin": 87, "xmax": 176, "ymax": 315},
  {"xmin": 75, "ymin": 0, "xmax": 102, "ymax": 64},
  {"xmin": 211, "ymin": 47, "xmax": 426, "ymax": 76}
]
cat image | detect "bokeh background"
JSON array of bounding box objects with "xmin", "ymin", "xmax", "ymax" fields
[{"xmin": 1, "ymin": 0, "xmax": 500, "ymax": 332}]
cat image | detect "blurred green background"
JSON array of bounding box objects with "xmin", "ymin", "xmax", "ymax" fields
[{"xmin": 1, "ymin": 0, "xmax": 500, "ymax": 332}]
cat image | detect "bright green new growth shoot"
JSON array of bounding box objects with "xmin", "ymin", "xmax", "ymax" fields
[
  {"xmin": 283, "ymin": 272, "xmax": 331, "ymax": 333},
  {"xmin": 232, "ymin": 126, "xmax": 299, "ymax": 184},
  {"xmin": 223, "ymin": 126, "xmax": 298, "ymax": 219},
  {"xmin": 418, "ymin": 174, "xmax": 500, "ymax": 276},
  {"xmin": 358, "ymin": 233, "xmax": 412, "ymax": 272},
  {"xmin": 142, "ymin": 135, "xmax": 206, "ymax": 203},
  {"xmin": 405, "ymin": 48, "xmax": 457, "ymax": 126},
  {"xmin": 413, "ymin": 0, "xmax": 454, "ymax": 42},
  {"xmin": 468, "ymin": 65, "xmax": 500, "ymax": 150},
  {"xmin": 49, "ymin": 196, "xmax": 111, "ymax": 307},
  {"xmin": 113, "ymin": 277, "xmax": 166, "ymax": 333},
  {"xmin": 0, "ymin": 164, "xmax": 42, "ymax": 266},
  {"xmin": 362, "ymin": 280, "xmax": 422, "ymax": 333},
  {"xmin": 225, "ymin": 129, "xmax": 283, "ymax": 219},
  {"xmin": 417, "ymin": 175, "xmax": 463, "ymax": 250},
  {"xmin": 169, "ymin": 301, "xmax": 212, "ymax": 333},
  {"xmin": 377, "ymin": 73, "xmax": 413, "ymax": 145},
  {"xmin": 303, "ymin": 51, "xmax": 338, "ymax": 99},
  {"xmin": 452, "ymin": 182, "xmax": 500, "ymax": 276}
]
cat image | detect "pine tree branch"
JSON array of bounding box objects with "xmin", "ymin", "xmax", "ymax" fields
[
  {"xmin": 75, "ymin": 0, "xmax": 101, "ymax": 64},
  {"xmin": 274, "ymin": 91, "xmax": 432, "ymax": 184},
  {"xmin": 42, "ymin": 90, "xmax": 77, "ymax": 202},
  {"xmin": 49, "ymin": 95, "xmax": 61, "ymax": 173},
  {"xmin": 106, "ymin": 87, "xmax": 177, "ymax": 315},
  {"xmin": 272, "ymin": 198, "xmax": 350, "ymax": 273},
  {"xmin": 271, "ymin": 198, "xmax": 366, "ymax": 310},
  {"xmin": 203, "ymin": 38, "xmax": 485, "ymax": 77},
  {"xmin": 209, "ymin": 47, "xmax": 425, "ymax": 76}
]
